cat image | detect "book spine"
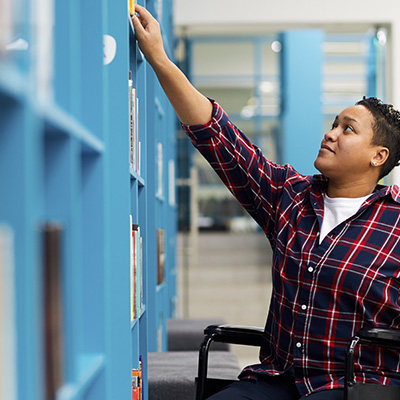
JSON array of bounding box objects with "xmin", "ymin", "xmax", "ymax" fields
[
  {"xmin": 130, "ymin": 215, "xmax": 134, "ymax": 321},
  {"xmin": 139, "ymin": 236, "xmax": 143, "ymax": 313},
  {"xmin": 128, "ymin": 0, "xmax": 135, "ymax": 16},
  {"xmin": 43, "ymin": 222, "xmax": 64, "ymax": 400},
  {"xmin": 135, "ymin": 225, "xmax": 141, "ymax": 317},
  {"xmin": 157, "ymin": 142, "xmax": 163, "ymax": 197},
  {"xmin": 0, "ymin": 225, "xmax": 17, "ymax": 400},
  {"xmin": 132, "ymin": 367, "xmax": 142, "ymax": 400},
  {"xmin": 157, "ymin": 229, "xmax": 165, "ymax": 285},
  {"xmin": 135, "ymin": 97, "xmax": 139, "ymax": 172},
  {"xmin": 0, "ymin": 0, "xmax": 14, "ymax": 55},
  {"xmin": 129, "ymin": 74, "xmax": 134, "ymax": 170}
]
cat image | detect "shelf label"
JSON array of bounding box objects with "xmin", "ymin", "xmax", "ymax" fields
[{"xmin": 103, "ymin": 34, "xmax": 117, "ymax": 65}]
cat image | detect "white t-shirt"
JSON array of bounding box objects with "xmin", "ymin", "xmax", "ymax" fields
[{"xmin": 319, "ymin": 193, "xmax": 371, "ymax": 244}]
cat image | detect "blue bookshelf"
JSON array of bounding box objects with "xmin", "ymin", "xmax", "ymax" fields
[{"xmin": 0, "ymin": 0, "xmax": 177, "ymax": 399}]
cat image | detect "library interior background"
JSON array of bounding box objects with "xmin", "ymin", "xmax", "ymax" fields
[{"xmin": 1, "ymin": 0, "xmax": 400, "ymax": 399}]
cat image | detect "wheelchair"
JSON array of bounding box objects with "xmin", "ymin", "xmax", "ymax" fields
[{"xmin": 196, "ymin": 324, "xmax": 400, "ymax": 400}]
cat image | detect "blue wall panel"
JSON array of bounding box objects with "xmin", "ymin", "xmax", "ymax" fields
[{"xmin": 280, "ymin": 30, "xmax": 324, "ymax": 176}]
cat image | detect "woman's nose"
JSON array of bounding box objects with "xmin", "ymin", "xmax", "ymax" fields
[{"xmin": 324, "ymin": 126, "xmax": 338, "ymax": 142}]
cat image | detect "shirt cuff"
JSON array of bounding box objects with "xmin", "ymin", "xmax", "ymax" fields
[{"xmin": 181, "ymin": 98, "xmax": 230, "ymax": 142}]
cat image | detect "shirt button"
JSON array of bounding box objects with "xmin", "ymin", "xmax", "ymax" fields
[
  {"xmin": 308, "ymin": 266, "xmax": 314, "ymax": 273},
  {"xmin": 296, "ymin": 342, "xmax": 302, "ymax": 348},
  {"xmin": 301, "ymin": 304, "xmax": 307, "ymax": 311}
]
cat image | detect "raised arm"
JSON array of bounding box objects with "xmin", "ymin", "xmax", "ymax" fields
[{"xmin": 132, "ymin": 4, "xmax": 213, "ymax": 125}]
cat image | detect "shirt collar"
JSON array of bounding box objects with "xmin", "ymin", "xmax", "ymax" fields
[
  {"xmin": 311, "ymin": 174, "xmax": 400, "ymax": 204},
  {"xmin": 371, "ymin": 184, "xmax": 400, "ymax": 203}
]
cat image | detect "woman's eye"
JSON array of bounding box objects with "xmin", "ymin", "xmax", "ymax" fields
[{"xmin": 345, "ymin": 125, "xmax": 353, "ymax": 132}]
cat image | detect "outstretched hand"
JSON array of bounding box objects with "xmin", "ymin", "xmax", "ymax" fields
[
  {"xmin": 131, "ymin": 3, "xmax": 213, "ymax": 125},
  {"xmin": 131, "ymin": 4, "xmax": 168, "ymax": 67}
]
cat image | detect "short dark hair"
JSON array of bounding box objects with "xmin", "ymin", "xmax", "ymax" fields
[{"xmin": 356, "ymin": 97, "xmax": 400, "ymax": 180}]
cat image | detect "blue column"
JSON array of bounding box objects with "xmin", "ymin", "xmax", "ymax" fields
[
  {"xmin": 367, "ymin": 33, "xmax": 377, "ymax": 98},
  {"xmin": 279, "ymin": 30, "xmax": 324, "ymax": 176}
]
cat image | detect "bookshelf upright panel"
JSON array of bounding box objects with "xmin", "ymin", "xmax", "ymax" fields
[{"xmin": 0, "ymin": 0, "xmax": 177, "ymax": 398}]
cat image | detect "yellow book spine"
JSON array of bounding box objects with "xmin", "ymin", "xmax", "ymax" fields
[{"xmin": 128, "ymin": 0, "xmax": 135, "ymax": 15}]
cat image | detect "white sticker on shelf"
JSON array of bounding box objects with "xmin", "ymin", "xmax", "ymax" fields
[{"xmin": 103, "ymin": 34, "xmax": 117, "ymax": 65}]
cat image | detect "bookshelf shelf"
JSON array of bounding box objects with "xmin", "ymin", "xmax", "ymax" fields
[
  {"xmin": 76, "ymin": 354, "xmax": 106, "ymax": 392},
  {"xmin": 130, "ymin": 169, "xmax": 145, "ymax": 186},
  {"xmin": 57, "ymin": 354, "xmax": 105, "ymax": 400},
  {"xmin": 0, "ymin": 0, "xmax": 176, "ymax": 399},
  {"xmin": 40, "ymin": 102, "xmax": 105, "ymax": 154},
  {"xmin": 131, "ymin": 306, "xmax": 147, "ymax": 330},
  {"xmin": 0, "ymin": 64, "xmax": 26, "ymax": 102}
]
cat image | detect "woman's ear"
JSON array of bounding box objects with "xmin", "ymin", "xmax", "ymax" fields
[{"xmin": 371, "ymin": 147, "xmax": 389, "ymax": 167}]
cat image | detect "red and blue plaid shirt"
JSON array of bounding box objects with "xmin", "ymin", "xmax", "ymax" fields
[{"xmin": 182, "ymin": 100, "xmax": 400, "ymax": 397}]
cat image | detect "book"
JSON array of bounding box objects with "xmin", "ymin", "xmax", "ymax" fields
[
  {"xmin": 135, "ymin": 97, "xmax": 140, "ymax": 173},
  {"xmin": 139, "ymin": 235, "xmax": 143, "ymax": 315},
  {"xmin": 43, "ymin": 222, "xmax": 65, "ymax": 400},
  {"xmin": 156, "ymin": 229, "xmax": 165, "ymax": 285},
  {"xmin": 34, "ymin": 0, "xmax": 55, "ymax": 101},
  {"xmin": 130, "ymin": 215, "xmax": 135, "ymax": 321},
  {"xmin": 131, "ymin": 367, "xmax": 142, "ymax": 400},
  {"xmin": 156, "ymin": 0, "xmax": 163, "ymax": 21},
  {"xmin": 129, "ymin": 73, "xmax": 134, "ymax": 170},
  {"xmin": 134, "ymin": 224, "xmax": 141, "ymax": 318},
  {"xmin": 128, "ymin": 0, "xmax": 135, "ymax": 16},
  {"xmin": 157, "ymin": 142, "xmax": 163, "ymax": 197},
  {"xmin": 168, "ymin": 159, "xmax": 176, "ymax": 207},
  {"xmin": 129, "ymin": 83, "xmax": 139, "ymax": 172},
  {"xmin": 0, "ymin": 0, "xmax": 14, "ymax": 56},
  {"xmin": 130, "ymin": 221, "xmax": 143, "ymax": 319},
  {"xmin": 0, "ymin": 224, "xmax": 17, "ymax": 400}
]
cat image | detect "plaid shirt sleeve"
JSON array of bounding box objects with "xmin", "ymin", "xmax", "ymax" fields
[{"xmin": 181, "ymin": 99, "xmax": 305, "ymax": 240}]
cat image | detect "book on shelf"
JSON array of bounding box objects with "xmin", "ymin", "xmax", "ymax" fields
[
  {"xmin": 156, "ymin": 229, "xmax": 165, "ymax": 285},
  {"xmin": 130, "ymin": 217, "xmax": 143, "ymax": 320},
  {"xmin": 168, "ymin": 159, "xmax": 176, "ymax": 207},
  {"xmin": 136, "ymin": 97, "xmax": 140, "ymax": 174},
  {"xmin": 0, "ymin": 0, "xmax": 14, "ymax": 56},
  {"xmin": 157, "ymin": 142, "xmax": 163, "ymax": 197},
  {"xmin": 139, "ymin": 234, "xmax": 143, "ymax": 316},
  {"xmin": 131, "ymin": 367, "xmax": 142, "ymax": 400},
  {"xmin": 129, "ymin": 72, "xmax": 134, "ymax": 170},
  {"xmin": 129, "ymin": 74, "xmax": 140, "ymax": 174},
  {"xmin": 130, "ymin": 215, "xmax": 135, "ymax": 321},
  {"xmin": 34, "ymin": 0, "xmax": 55, "ymax": 101},
  {"xmin": 0, "ymin": 224, "xmax": 17, "ymax": 400},
  {"xmin": 43, "ymin": 222, "xmax": 65, "ymax": 400},
  {"xmin": 128, "ymin": 0, "xmax": 135, "ymax": 16},
  {"xmin": 157, "ymin": 320, "xmax": 163, "ymax": 352},
  {"xmin": 156, "ymin": 0, "xmax": 163, "ymax": 22}
]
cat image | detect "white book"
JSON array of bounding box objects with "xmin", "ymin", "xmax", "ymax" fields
[
  {"xmin": 129, "ymin": 80, "xmax": 134, "ymax": 170},
  {"xmin": 34, "ymin": 0, "xmax": 55, "ymax": 101},
  {"xmin": 168, "ymin": 159, "xmax": 176, "ymax": 207},
  {"xmin": 0, "ymin": 0, "xmax": 14, "ymax": 55},
  {"xmin": 157, "ymin": 142, "xmax": 163, "ymax": 197},
  {"xmin": 130, "ymin": 215, "xmax": 134, "ymax": 321},
  {"xmin": 135, "ymin": 97, "xmax": 139, "ymax": 172},
  {"xmin": 0, "ymin": 224, "xmax": 17, "ymax": 400}
]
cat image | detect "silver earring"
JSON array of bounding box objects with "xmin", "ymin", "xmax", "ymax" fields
[{"xmin": 372, "ymin": 161, "xmax": 377, "ymax": 166}]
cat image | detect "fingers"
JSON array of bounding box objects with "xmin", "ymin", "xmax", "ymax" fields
[
  {"xmin": 132, "ymin": 4, "xmax": 156, "ymax": 33},
  {"xmin": 131, "ymin": 12, "xmax": 145, "ymax": 35},
  {"xmin": 131, "ymin": 4, "xmax": 165, "ymax": 66},
  {"xmin": 134, "ymin": 4, "xmax": 153, "ymax": 24}
]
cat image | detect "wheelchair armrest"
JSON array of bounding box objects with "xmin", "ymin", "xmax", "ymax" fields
[
  {"xmin": 204, "ymin": 324, "xmax": 264, "ymax": 347},
  {"xmin": 196, "ymin": 325, "xmax": 264, "ymax": 400},
  {"xmin": 345, "ymin": 327, "xmax": 400, "ymax": 391},
  {"xmin": 356, "ymin": 326, "xmax": 400, "ymax": 349}
]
